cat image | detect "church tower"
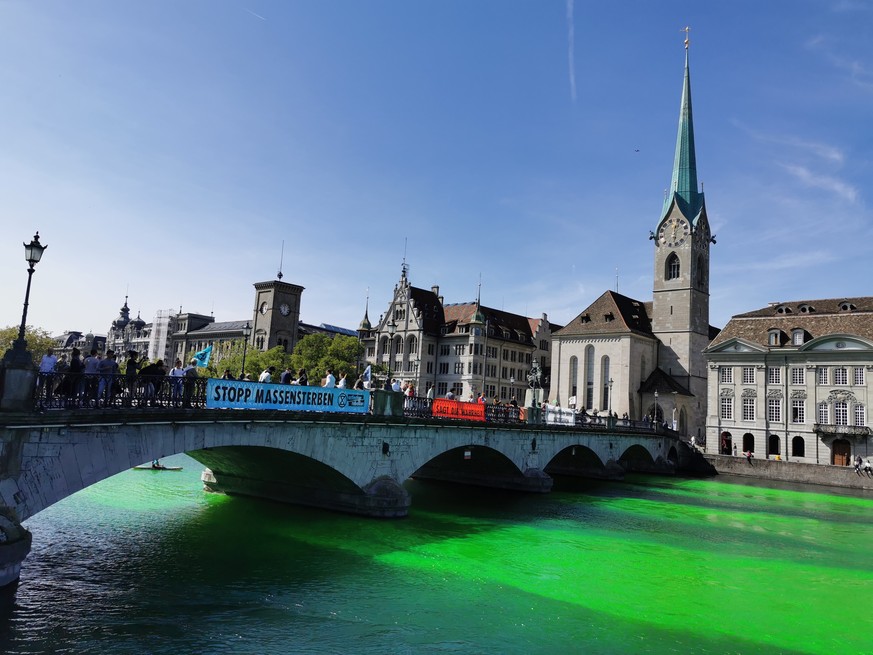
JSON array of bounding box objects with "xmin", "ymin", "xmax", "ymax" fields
[{"xmin": 651, "ymin": 31, "xmax": 714, "ymax": 423}]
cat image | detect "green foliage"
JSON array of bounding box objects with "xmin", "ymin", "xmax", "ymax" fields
[
  {"xmin": 0, "ymin": 325, "xmax": 57, "ymax": 360},
  {"xmin": 290, "ymin": 334, "xmax": 363, "ymax": 384}
]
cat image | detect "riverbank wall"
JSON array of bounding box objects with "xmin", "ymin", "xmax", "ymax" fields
[{"xmin": 704, "ymin": 454, "xmax": 873, "ymax": 491}]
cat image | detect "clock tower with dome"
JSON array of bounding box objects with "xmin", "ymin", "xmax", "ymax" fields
[
  {"xmin": 251, "ymin": 279, "xmax": 304, "ymax": 353},
  {"xmin": 651, "ymin": 31, "xmax": 715, "ymax": 428}
]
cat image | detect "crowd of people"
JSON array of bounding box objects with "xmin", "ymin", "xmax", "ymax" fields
[{"xmin": 36, "ymin": 347, "xmax": 201, "ymax": 408}]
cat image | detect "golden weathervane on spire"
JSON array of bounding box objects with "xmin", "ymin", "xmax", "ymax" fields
[{"xmin": 682, "ymin": 26, "xmax": 690, "ymax": 49}]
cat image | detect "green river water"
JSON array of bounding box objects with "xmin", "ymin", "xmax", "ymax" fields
[{"xmin": 0, "ymin": 454, "xmax": 870, "ymax": 654}]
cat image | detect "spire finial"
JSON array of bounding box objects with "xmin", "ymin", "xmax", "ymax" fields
[
  {"xmin": 277, "ymin": 240, "xmax": 284, "ymax": 280},
  {"xmin": 682, "ymin": 25, "xmax": 690, "ymax": 50}
]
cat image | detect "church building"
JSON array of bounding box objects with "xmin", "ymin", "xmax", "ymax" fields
[{"xmin": 550, "ymin": 38, "xmax": 719, "ymax": 437}]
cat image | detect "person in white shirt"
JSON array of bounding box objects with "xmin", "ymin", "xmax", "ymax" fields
[
  {"xmin": 39, "ymin": 349, "xmax": 58, "ymax": 373},
  {"xmin": 259, "ymin": 367, "xmax": 275, "ymax": 383},
  {"xmin": 337, "ymin": 372, "xmax": 347, "ymax": 388},
  {"xmin": 323, "ymin": 369, "xmax": 336, "ymax": 388},
  {"xmin": 391, "ymin": 378, "xmax": 401, "ymax": 392},
  {"xmin": 37, "ymin": 348, "xmax": 59, "ymax": 401}
]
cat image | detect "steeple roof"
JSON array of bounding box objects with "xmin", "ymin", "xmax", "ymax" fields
[{"xmin": 662, "ymin": 39, "xmax": 704, "ymax": 224}]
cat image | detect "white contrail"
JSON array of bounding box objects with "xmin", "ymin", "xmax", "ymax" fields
[
  {"xmin": 567, "ymin": 0, "xmax": 576, "ymax": 103},
  {"xmin": 245, "ymin": 8, "xmax": 266, "ymax": 21}
]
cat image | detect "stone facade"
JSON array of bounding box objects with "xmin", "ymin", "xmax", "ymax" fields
[
  {"xmin": 359, "ymin": 266, "xmax": 557, "ymax": 401},
  {"xmin": 703, "ymin": 297, "xmax": 873, "ymax": 467}
]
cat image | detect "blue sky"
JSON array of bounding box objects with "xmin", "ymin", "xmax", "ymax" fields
[{"xmin": 1, "ymin": 1, "xmax": 872, "ymax": 338}]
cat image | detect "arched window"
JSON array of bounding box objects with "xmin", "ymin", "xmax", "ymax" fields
[
  {"xmin": 791, "ymin": 436, "xmax": 805, "ymax": 458},
  {"xmin": 768, "ymin": 434, "xmax": 780, "ymax": 456},
  {"xmin": 569, "ymin": 356, "xmax": 578, "ymax": 398},
  {"xmin": 666, "ymin": 253, "xmax": 680, "ymax": 280},
  {"xmin": 742, "ymin": 433, "xmax": 755, "ymax": 453},
  {"xmin": 600, "ymin": 355, "xmax": 610, "ymax": 411},
  {"xmin": 584, "ymin": 345, "xmax": 595, "ymax": 410},
  {"xmin": 380, "ymin": 336, "xmax": 388, "ymax": 357},
  {"xmin": 406, "ymin": 335, "xmax": 417, "ymax": 355}
]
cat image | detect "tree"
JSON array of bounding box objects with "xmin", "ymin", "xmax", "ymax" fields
[
  {"xmin": 0, "ymin": 325, "xmax": 56, "ymax": 360},
  {"xmin": 290, "ymin": 334, "xmax": 363, "ymax": 384}
]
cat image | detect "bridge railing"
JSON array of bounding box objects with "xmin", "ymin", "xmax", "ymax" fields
[
  {"xmin": 30, "ymin": 374, "xmax": 678, "ymax": 436},
  {"xmin": 34, "ymin": 372, "xmax": 209, "ymax": 410}
]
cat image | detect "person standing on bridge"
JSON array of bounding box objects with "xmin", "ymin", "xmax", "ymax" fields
[
  {"xmin": 323, "ymin": 369, "xmax": 336, "ymax": 388},
  {"xmin": 280, "ymin": 366, "xmax": 294, "ymax": 384},
  {"xmin": 295, "ymin": 368, "xmax": 309, "ymax": 386},
  {"xmin": 259, "ymin": 367, "xmax": 275, "ymax": 383}
]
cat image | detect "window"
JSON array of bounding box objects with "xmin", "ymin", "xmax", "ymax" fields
[
  {"xmin": 454, "ymin": 344, "xmax": 466, "ymax": 356},
  {"xmin": 454, "ymin": 362, "xmax": 464, "ymax": 374},
  {"xmin": 666, "ymin": 253, "xmax": 680, "ymax": 280},
  {"xmin": 791, "ymin": 400, "xmax": 805, "ymax": 424},
  {"xmin": 367, "ymin": 346, "xmax": 375, "ymax": 357},
  {"xmin": 742, "ymin": 367, "xmax": 755, "ymax": 384},
  {"xmin": 487, "ymin": 365, "xmax": 497, "ymax": 377},
  {"xmin": 438, "ymin": 363, "xmax": 449, "ymax": 375},
  {"xmin": 767, "ymin": 367, "xmax": 781, "ymax": 385},
  {"xmin": 818, "ymin": 402, "xmax": 829, "ymax": 424},
  {"xmin": 601, "ymin": 356, "xmax": 610, "ymax": 411},
  {"xmin": 834, "ymin": 367, "xmax": 848, "ymax": 385},
  {"xmin": 720, "ymin": 397, "xmax": 733, "ymax": 420},
  {"xmin": 427, "ymin": 343, "xmax": 435, "ymax": 355},
  {"xmin": 502, "ymin": 366, "xmax": 508, "ymax": 379},
  {"xmin": 583, "ymin": 345, "xmax": 596, "ymax": 410},
  {"xmin": 502, "ymin": 349, "xmax": 509, "ymax": 359},
  {"xmin": 540, "ymin": 340, "xmax": 549, "ymax": 351},
  {"xmin": 742, "ymin": 397, "xmax": 755, "ymax": 421},
  {"xmin": 792, "ymin": 436, "xmax": 805, "ymax": 458},
  {"xmin": 835, "ymin": 401, "xmax": 848, "ymax": 425},
  {"xmin": 569, "ymin": 356, "xmax": 578, "ymax": 397},
  {"xmin": 767, "ymin": 398, "xmax": 781, "ymax": 422},
  {"xmin": 440, "ymin": 345, "xmax": 449, "ymax": 356},
  {"xmin": 486, "ymin": 346, "xmax": 498, "ymax": 359},
  {"xmin": 510, "ymin": 351, "xmax": 517, "ymax": 363},
  {"xmin": 719, "ymin": 367, "xmax": 733, "ymax": 384},
  {"xmin": 525, "ymin": 353, "xmax": 532, "ymax": 364},
  {"xmin": 817, "ymin": 367, "xmax": 828, "ymax": 385},
  {"xmin": 790, "ymin": 367, "xmax": 804, "ymax": 385},
  {"xmin": 854, "ymin": 368, "xmax": 865, "ymax": 386},
  {"xmin": 768, "ymin": 330, "xmax": 780, "ymax": 346},
  {"xmin": 426, "ymin": 362, "xmax": 433, "ymax": 374},
  {"xmin": 437, "ymin": 382, "xmax": 447, "ymax": 396},
  {"xmin": 450, "ymin": 382, "xmax": 463, "ymax": 397},
  {"xmin": 855, "ymin": 404, "xmax": 866, "ymax": 426},
  {"xmin": 792, "ymin": 329, "xmax": 804, "ymax": 345}
]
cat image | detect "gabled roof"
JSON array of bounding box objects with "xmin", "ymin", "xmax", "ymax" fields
[
  {"xmin": 442, "ymin": 303, "xmax": 536, "ymax": 344},
  {"xmin": 188, "ymin": 320, "xmax": 249, "ymax": 335},
  {"xmin": 709, "ymin": 297, "xmax": 873, "ymax": 348},
  {"xmin": 554, "ymin": 291, "xmax": 655, "ymax": 338},
  {"xmin": 639, "ymin": 367, "xmax": 692, "ymax": 397}
]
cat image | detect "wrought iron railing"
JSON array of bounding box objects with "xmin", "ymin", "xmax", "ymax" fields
[
  {"xmin": 31, "ymin": 373, "xmax": 678, "ymax": 435},
  {"xmin": 34, "ymin": 372, "xmax": 208, "ymax": 410}
]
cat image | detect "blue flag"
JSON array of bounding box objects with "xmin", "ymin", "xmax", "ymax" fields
[
  {"xmin": 362, "ymin": 365, "xmax": 371, "ymax": 382},
  {"xmin": 192, "ymin": 345, "xmax": 212, "ymax": 368}
]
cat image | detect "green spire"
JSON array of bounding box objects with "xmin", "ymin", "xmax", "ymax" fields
[{"xmin": 664, "ymin": 37, "xmax": 703, "ymax": 222}]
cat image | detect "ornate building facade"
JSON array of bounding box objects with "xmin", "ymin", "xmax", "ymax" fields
[
  {"xmin": 704, "ymin": 298, "xmax": 873, "ymax": 465},
  {"xmin": 550, "ymin": 40, "xmax": 718, "ymax": 436},
  {"xmin": 359, "ymin": 265, "xmax": 557, "ymax": 400}
]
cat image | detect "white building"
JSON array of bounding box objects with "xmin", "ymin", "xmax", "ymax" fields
[{"xmin": 704, "ymin": 298, "xmax": 873, "ymax": 466}]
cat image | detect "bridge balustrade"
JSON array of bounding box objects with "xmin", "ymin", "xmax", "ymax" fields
[
  {"xmin": 34, "ymin": 372, "xmax": 208, "ymax": 410},
  {"xmin": 29, "ymin": 373, "xmax": 677, "ymax": 436}
]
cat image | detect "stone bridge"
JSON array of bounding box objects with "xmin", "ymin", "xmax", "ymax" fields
[
  {"xmin": 0, "ymin": 407, "xmax": 702, "ymax": 586},
  {"xmin": 0, "ymin": 409, "xmax": 689, "ymax": 523}
]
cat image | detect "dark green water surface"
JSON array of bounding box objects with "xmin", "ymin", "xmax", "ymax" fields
[{"xmin": 1, "ymin": 455, "xmax": 871, "ymax": 654}]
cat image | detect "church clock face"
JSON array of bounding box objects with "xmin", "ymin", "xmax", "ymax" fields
[
  {"xmin": 259, "ymin": 301, "xmax": 268, "ymax": 315},
  {"xmin": 659, "ymin": 217, "xmax": 690, "ymax": 247},
  {"xmin": 279, "ymin": 303, "xmax": 291, "ymax": 316}
]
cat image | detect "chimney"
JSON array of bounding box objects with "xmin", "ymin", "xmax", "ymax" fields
[{"xmin": 431, "ymin": 285, "xmax": 439, "ymax": 296}]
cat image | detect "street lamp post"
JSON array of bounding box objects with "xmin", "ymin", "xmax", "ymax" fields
[
  {"xmin": 510, "ymin": 376, "xmax": 515, "ymax": 402},
  {"xmin": 654, "ymin": 390, "xmax": 660, "ymax": 426},
  {"xmin": 1, "ymin": 232, "xmax": 48, "ymax": 412},
  {"xmin": 386, "ymin": 318, "xmax": 397, "ymax": 388},
  {"xmin": 671, "ymin": 390, "xmax": 678, "ymax": 431},
  {"xmin": 3, "ymin": 232, "xmax": 47, "ymax": 368},
  {"xmin": 240, "ymin": 322, "xmax": 252, "ymax": 379},
  {"xmin": 608, "ymin": 378, "xmax": 614, "ymax": 416}
]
